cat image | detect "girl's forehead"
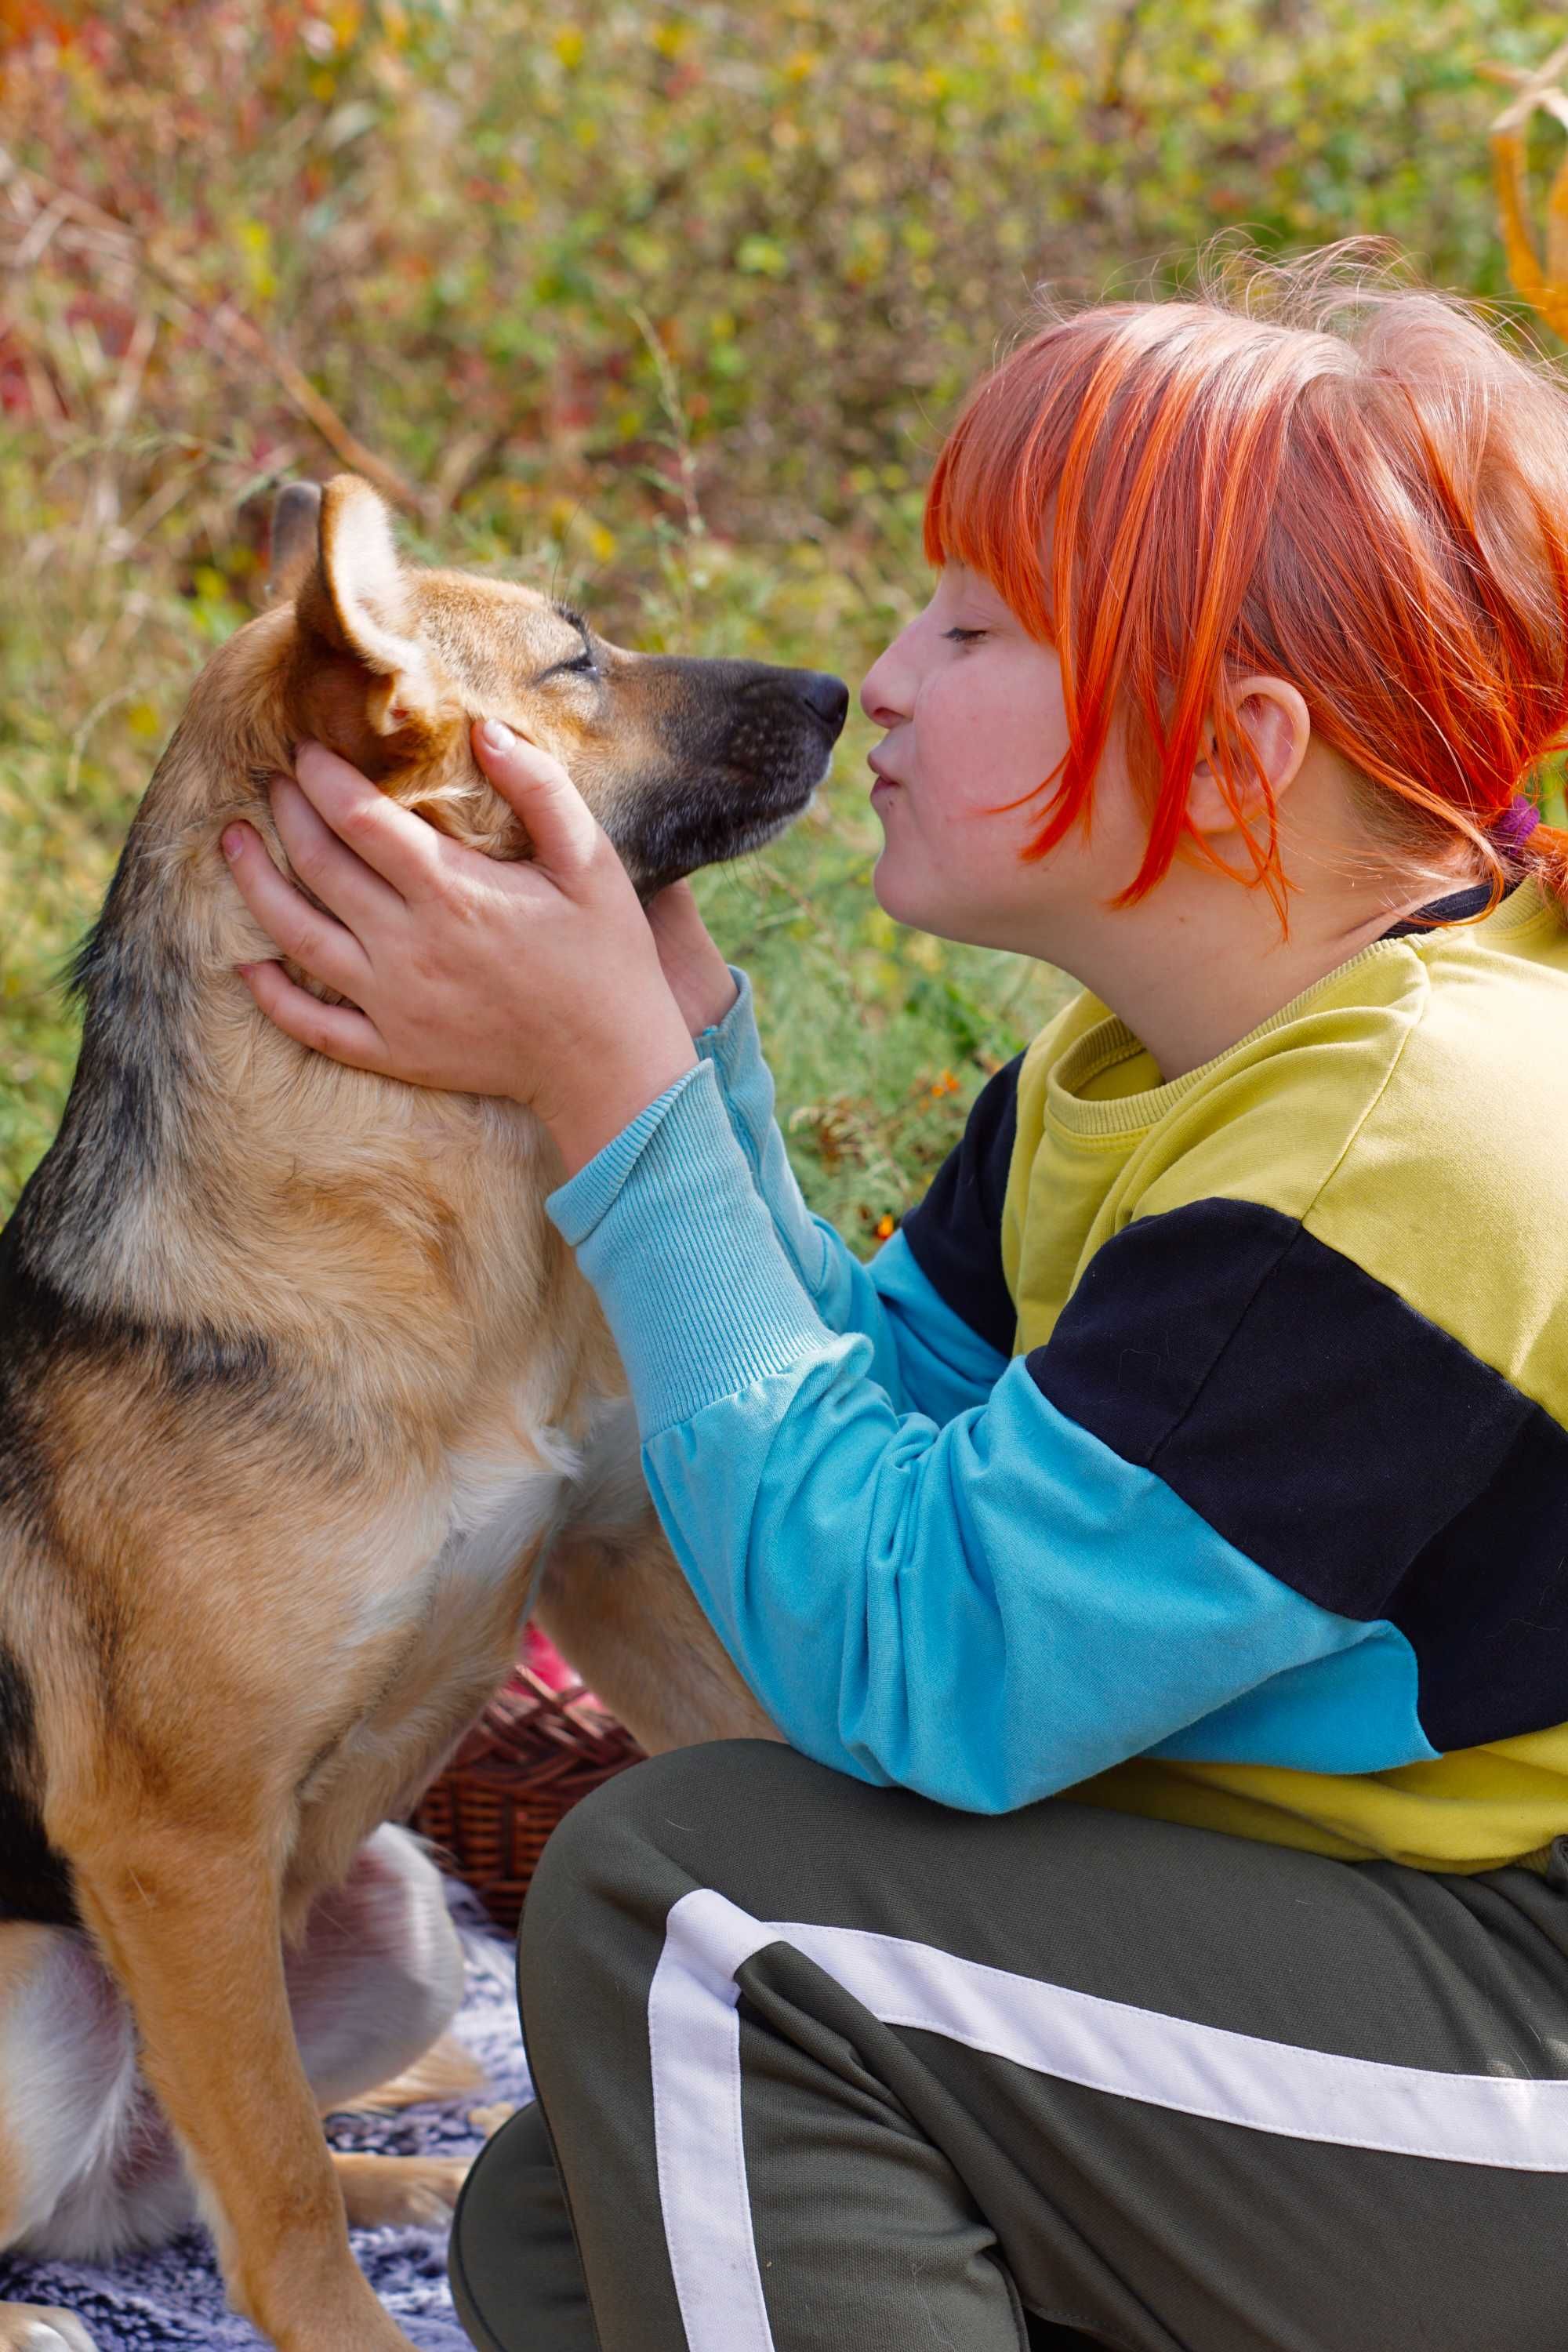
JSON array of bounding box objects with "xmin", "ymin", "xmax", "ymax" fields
[
  {"xmin": 942, "ymin": 562, "xmax": 1009, "ymax": 606},
  {"xmin": 946, "ymin": 567, "xmax": 1027, "ymax": 627}
]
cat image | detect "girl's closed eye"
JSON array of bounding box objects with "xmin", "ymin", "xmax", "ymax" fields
[{"xmin": 943, "ymin": 626, "xmax": 989, "ymax": 644}]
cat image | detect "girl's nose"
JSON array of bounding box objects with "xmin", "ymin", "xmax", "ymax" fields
[{"xmin": 860, "ymin": 628, "xmax": 916, "ymax": 728}]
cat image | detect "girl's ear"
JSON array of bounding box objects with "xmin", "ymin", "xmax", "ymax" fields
[{"xmin": 1186, "ymin": 675, "xmax": 1312, "ymax": 839}]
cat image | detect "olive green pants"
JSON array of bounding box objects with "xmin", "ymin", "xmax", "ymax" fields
[{"xmin": 452, "ymin": 1740, "xmax": 1568, "ymax": 2351}]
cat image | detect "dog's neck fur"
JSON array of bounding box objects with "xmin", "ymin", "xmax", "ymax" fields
[{"xmin": 18, "ymin": 608, "xmax": 622, "ymax": 1463}]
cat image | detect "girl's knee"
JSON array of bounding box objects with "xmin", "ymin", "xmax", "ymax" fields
[
  {"xmin": 529, "ymin": 1740, "xmax": 805, "ymax": 1897},
  {"xmin": 519, "ymin": 1740, "xmax": 810, "ymax": 1994}
]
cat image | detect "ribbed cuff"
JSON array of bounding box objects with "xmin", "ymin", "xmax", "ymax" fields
[
  {"xmin": 546, "ymin": 1058, "xmax": 828, "ymax": 1436},
  {"xmin": 693, "ymin": 962, "xmax": 760, "ymax": 1086}
]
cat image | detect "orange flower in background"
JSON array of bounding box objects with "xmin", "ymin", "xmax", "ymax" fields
[{"xmin": 0, "ymin": 0, "xmax": 74, "ymax": 61}]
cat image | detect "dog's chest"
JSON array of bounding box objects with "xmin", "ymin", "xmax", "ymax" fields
[
  {"xmin": 437, "ymin": 1437, "xmax": 573, "ymax": 1600},
  {"xmin": 295, "ymin": 1396, "xmax": 648, "ymax": 1864},
  {"xmin": 361, "ymin": 1392, "xmax": 644, "ymax": 1652}
]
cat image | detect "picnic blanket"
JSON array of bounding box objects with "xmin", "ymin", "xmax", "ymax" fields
[{"xmin": 0, "ymin": 1884, "xmax": 530, "ymax": 2350}]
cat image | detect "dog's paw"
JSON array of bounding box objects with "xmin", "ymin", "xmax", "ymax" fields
[
  {"xmin": 332, "ymin": 2151, "xmax": 471, "ymax": 2230},
  {"xmin": 0, "ymin": 2304, "xmax": 100, "ymax": 2352}
]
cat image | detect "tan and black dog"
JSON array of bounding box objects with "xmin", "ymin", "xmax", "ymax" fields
[{"xmin": 0, "ymin": 476, "xmax": 842, "ymax": 2352}]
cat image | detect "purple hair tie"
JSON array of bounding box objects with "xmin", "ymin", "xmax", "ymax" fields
[{"xmin": 1492, "ymin": 794, "xmax": 1541, "ymax": 849}]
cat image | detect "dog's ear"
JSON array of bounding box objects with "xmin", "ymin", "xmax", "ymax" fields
[
  {"xmin": 284, "ymin": 475, "xmax": 454, "ymax": 771},
  {"xmin": 267, "ymin": 481, "xmax": 321, "ymax": 604},
  {"xmin": 296, "ymin": 475, "xmax": 439, "ymax": 726}
]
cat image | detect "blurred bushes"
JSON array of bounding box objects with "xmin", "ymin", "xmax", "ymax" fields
[{"xmin": 2, "ymin": 0, "xmax": 1563, "ymax": 1228}]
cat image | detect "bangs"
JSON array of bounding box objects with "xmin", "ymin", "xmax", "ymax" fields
[{"xmin": 920, "ymin": 345, "xmax": 1075, "ymax": 649}]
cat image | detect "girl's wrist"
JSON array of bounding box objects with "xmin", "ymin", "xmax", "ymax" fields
[
  {"xmin": 690, "ymin": 969, "xmax": 740, "ymax": 1035},
  {"xmin": 542, "ymin": 1027, "xmax": 699, "ymax": 1179}
]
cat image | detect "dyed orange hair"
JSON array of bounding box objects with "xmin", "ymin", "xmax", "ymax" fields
[{"xmin": 924, "ymin": 239, "xmax": 1568, "ymax": 918}]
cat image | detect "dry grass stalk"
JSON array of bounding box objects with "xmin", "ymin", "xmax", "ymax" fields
[{"xmin": 1483, "ymin": 38, "xmax": 1568, "ymax": 339}]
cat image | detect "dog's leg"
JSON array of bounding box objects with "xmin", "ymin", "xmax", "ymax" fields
[
  {"xmin": 0, "ymin": 1919, "xmax": 194, "ymax": 2350},
  {"xmin": 286, "ymin": 1824, "xmax": 474, "ymax": 2230},
  {"xmin": 68, "ymin": 1823, "xmax": 417, "ymax": 2352},
  {"xmin": 0, "ymin": 1827, "xmax": 477, "ymax": 2343},
  {"xmin": 534, "ymin": 1516, "xmax": 782, "ymax": 1754}
]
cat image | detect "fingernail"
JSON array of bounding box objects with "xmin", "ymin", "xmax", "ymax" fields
[
  {"xmin": 221, "ymin": 826, "xmax": 245, "ymax": 861},
  {"xmin": 479, "ymin": 717, "xmax": 514, "ymax": 753},
  {"xmin": 234, "ymin": 962, "xmax": 255, "ymax": 979}
]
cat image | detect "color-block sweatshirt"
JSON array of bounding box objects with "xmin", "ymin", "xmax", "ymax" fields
[{"xmin": 547, "ymin": 874, "xmax": 1568, "ymax": 1874}]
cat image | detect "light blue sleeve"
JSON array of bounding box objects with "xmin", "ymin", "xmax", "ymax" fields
[
  {"xmin": 548, "ymin": 1062, "xmax": 1434, "ymax": 1812},
  {"xmin": 697, "ymin": 968, "xmax": 1007, "ymax": 1422}
]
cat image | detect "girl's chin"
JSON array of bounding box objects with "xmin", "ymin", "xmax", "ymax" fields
[
  {"xmin": 871, "ymin": 851, "xmax": 939, "ymax": 933},
  {"xmin": 872, "ymin": 855, "xmax": 1006, "ymax": 953}
]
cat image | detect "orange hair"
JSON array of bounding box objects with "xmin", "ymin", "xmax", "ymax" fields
[{"xmin": 923, "ymin": 240, "xmax": 1568, "ymax": 919}]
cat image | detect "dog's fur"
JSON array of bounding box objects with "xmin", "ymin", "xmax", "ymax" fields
[{"xmin": 0, "ymin": 477, "xmax": 844, "ymax": 2351}]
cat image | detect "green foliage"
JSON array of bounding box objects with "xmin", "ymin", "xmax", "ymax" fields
[{"xmin": 1, "ymin": 0, "xmax": 1562, "ymax": 1230}]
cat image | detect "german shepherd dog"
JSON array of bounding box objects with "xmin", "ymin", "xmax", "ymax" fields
[{"xmin": 0, "ymin": 476, "xmax": 841, "ymax": 2352}]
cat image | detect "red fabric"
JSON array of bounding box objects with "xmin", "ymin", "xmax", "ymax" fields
[{"xmin": 523, "ymin": 1623, "xmax": 580, "ymax": 1693}]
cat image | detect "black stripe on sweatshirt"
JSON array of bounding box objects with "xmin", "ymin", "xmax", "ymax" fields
[
  {"xmin": 900, "ymin": 1054, "xmax": 1022, "ymax": 1358},
  {"xmin": 1026, "ymin": 1196, "xmax": 1568, "ymax": 1754}
]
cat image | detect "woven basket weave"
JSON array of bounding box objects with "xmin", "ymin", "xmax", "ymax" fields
[{"xmin": 410, "ymin": 1639, "xmax": 644, "ymax": 1933}]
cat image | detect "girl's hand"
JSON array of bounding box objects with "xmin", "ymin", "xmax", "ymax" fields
[{"xmin": 222, "ymin": 723, "xmax": 697, "ymax": 1176}]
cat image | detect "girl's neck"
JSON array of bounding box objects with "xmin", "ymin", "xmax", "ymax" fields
[{"xmin": 1044, "ymin": 856, "xmax": 1468, "ymax": 1085}]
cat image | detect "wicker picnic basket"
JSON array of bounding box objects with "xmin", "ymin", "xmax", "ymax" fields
[{"xmin": 409, "ymin": 1630, "xmax": 645, "ymax": 1933}]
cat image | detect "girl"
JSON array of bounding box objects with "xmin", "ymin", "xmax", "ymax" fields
[{"xmin": 223, "ymin": 245, "xmax": 1568, "ymax": 2351}]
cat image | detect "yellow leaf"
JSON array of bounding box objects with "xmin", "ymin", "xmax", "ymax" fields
[
  {"xmin": 553, "ymin": 27, "xmax": 584, "ymax": 67},
  {"xmin": 126, "ymin": 702, "xmax": 162, "ymax": 739}
]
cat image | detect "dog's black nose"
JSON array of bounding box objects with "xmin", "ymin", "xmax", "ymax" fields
[{"xmin": 795, "ymin": 671, "xmax": 850, "ymax": 737}]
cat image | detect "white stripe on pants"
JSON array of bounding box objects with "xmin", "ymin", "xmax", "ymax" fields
[{"xmin": 649, "ymin": 1884, "xmax": 1568, "ymax": 2352}]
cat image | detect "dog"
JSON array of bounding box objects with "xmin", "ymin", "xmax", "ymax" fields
[{"xmin": 0, "ymin": 474, "xmax": 844, "ymax": 2352}]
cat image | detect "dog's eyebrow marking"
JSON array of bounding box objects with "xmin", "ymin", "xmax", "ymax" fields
[
  {"xmin": 550, "ymin": 603, "xmax": 594, "ymax": 654},
  {"xmin": 537, "ymin": 604, "xmax": 599, "ymax": 685}
]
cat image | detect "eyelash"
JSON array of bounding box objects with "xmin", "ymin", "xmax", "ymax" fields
[
  {"xmin": 544, "ymin": 641, "xmax": 599, "ymax": 681},
  {"xmin": 547, "ymin": 608, "xmax": 600, "ymax": 679},
  {"xmin": 944, "ymin": 626, "xmax": 988, "ymax": 645}
]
